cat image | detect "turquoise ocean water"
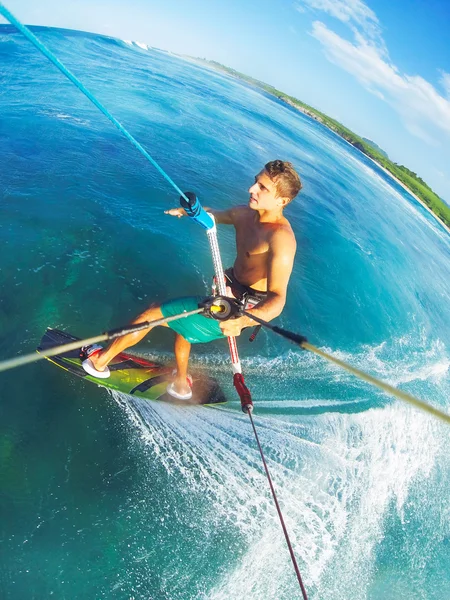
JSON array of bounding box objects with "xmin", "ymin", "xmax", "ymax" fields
[{"xmin": 1, "ymin": 25, "xmax": 449, "ymax": 599}]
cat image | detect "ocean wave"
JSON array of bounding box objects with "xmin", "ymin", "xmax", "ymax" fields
[
  {"xmin": 121, "ymin": 38, "xmax": 151, "ymax": 52},
  {"xmin": 39, "ymin": 109, "xmax": 91, "ymax": 127}
]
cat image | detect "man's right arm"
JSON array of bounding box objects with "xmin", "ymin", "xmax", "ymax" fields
[
  {"xmin": 203, "ymin": 207, "xmax": 234, "ymax": 224},
  {"xmin": 165, "ymin": 205, "xmax": 243, "ymax": 225}
]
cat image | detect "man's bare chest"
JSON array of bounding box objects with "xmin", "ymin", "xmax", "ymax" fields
[{"xmin": 235, "ymin": 223, "xmax": 270, "ymax": 258}]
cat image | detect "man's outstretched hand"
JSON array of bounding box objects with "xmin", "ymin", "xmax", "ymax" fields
[{"xmin": 164, "ymin": 207, "xmax": 187, "ymax": 217}]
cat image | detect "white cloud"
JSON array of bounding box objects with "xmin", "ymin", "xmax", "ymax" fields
[
  {"xmin": 440, "ymin": 71, "xmax": 450, "ymax": 98},
  {"xmin": 368, "ymin": 88, "xmax": 385, "ymax": 101},
  {"xmin": 296, "ymin": 0, "xmax": 383, "ymax": 46},
  {"xmin": 311, "ymin": 20, "xmax": 450, "ymax": 143},
  {"xmin": 294, "ymin": 3, "xmax": 307, "ymax": 14},
  {"xmin": 403, "ymin": 121, "xmax": 439, "ymax": 147}
]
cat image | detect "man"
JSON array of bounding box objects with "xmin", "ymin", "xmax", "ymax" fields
[{"xmin": 82, "ymin": 160, "xmax": 302, "ymax": 400}]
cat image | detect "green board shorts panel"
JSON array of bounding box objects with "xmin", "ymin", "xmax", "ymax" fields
[{"xmin": 160, "ymin": 296, "xmax": 226, "ymax": 344}]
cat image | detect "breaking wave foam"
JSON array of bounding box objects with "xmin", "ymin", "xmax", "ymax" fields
[{"xmin": 111, "ymin": 390, "xmax": 447, "ymax": 599}]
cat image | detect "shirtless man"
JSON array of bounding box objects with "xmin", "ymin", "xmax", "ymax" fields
[{"xmin": 81, "ymin": 160, "xmax": 302, "ymax": 400}]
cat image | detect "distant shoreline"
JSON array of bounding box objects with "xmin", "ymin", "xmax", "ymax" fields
[
  {"xmin": 364, "ymin": 153, "xmax": 450, "ymax": 235},
  {"xmin": 188, "ymin": 56, "xmax": 450, "ymax": 235},
  {"xmin": 284, "ymin": 102, "xmax": 450, "ymax": 235}
]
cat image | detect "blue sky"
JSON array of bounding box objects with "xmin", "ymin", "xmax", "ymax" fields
[{"xmin": 2, "ymin": 0, "xmax": 450, "ymax": 201}]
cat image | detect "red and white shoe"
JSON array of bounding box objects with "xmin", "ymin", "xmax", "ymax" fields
[
  {"xmin": 167, "ymin": 370, "xmax": 193, "ymax": 400},
  {"xmin": 80, "ymin": 344, "xmax": 110, "ymax": 379}
]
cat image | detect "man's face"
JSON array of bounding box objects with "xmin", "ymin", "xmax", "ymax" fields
[{"xmin": 248, "ymin": 170, "xmax": 281, "ymax": 210}]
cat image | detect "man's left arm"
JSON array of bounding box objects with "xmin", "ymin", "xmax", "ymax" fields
[{"xmin": 220, "ymin": 228, "xmax": 296, "ymax": 337}]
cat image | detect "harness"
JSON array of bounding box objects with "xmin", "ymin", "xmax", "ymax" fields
[
  {"xmin": 213, "ymin": 268, "xmax": 267, "ymax": 341},
  {"xmin": 224, "ymin": 268, "xmax": 268, "ymax": 308}
]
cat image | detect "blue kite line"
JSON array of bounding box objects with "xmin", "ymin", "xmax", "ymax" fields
[{"xmin": 0, "ymin": 2, "xmax": 189, "ymax": 202}]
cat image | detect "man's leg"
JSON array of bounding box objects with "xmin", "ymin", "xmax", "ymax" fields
[
  {"xmin": 173, "ymin": 333, "xmax": 192, "ymax": 396},
  {"xmin": 90, "ymin": 304, "xmax": 167, "ymax": 372}
]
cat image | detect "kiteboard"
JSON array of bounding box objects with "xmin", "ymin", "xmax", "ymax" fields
[{"xmin": 37, "ymin": 328, "xmax": 227, "ymax": 406}]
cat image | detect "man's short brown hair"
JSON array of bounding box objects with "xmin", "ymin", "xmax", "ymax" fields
[{"xmin": 265, "ymin": 160, "xmax": 302, "ymax": 201}]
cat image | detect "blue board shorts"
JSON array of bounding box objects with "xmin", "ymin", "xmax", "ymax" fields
[
  {"xmin": 160, "ymin": 269, "xmax": 268, "ymax": 344},
  {"xmin": 160, "ymin": 296, "xmax": 225, "ymax": 344}
]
